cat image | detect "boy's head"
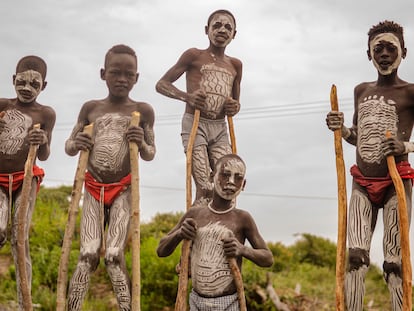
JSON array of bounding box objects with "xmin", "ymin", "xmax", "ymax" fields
[
  {"xmin": 367, "ymin": 20, "xmax": 407, "ymax": 75},
  {"xmin": 14, "ymin": 55, "xmax": 47, "ymax": 103},
  {"xmin": 104, "ymin": 44, "xmax": 137, "ymax": 69},
  {"xmin": 211, "ymin": 154, "xmax": 246, "ymax": 200},
  {"xmin": 101, "ymin": 44, "xmax": 139, "ymax": 97},
  {"xmin": 205, "ymin": 9, "xmax": 237, "ymax": 48}
]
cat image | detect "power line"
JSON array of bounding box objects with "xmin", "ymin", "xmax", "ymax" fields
[
  {"xmin": 43, "ymin": 179, "xmax": 336, "ymax": 201},
  {"xmin": 52, "ymin": 97, "xmax": 354, "ymax": 130}
]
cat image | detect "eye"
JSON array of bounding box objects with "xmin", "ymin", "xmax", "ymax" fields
[
  {"xmin": 109, "ymin": 70, "xmax": 121, "ymax": 76},
  {"xmin": 225, "ymin": 24, "xmax": 233, "ymax": 31},
  {"xmin": 31, "ymin": 81, "xmax": 41, "ymax": 89},
  {"xmin": 373, "ymin": 45, "xmax": 384, "ymax": 53},
  {"xmin": 15, "ymin": 79, "xmax": 26, "ymax": 86}
]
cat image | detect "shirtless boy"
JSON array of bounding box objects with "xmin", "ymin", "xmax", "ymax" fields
[
  {"xmin": 65, "ymin": 44, "xmax": 156, "ymax": 311},
  {"xmin": 157, "ymin": 154, "xmax": 273, "ymax": 310},
  {"xmin": 326, "ymin": 21, "xmax": 414, "ymax": 311},
  {"xmin": 156, "ymin": 9, "xmax": 242, "ymax": 202},
  {"xmin": 0, "ymin": 55, "xmax": 56, "ymax": 310}
]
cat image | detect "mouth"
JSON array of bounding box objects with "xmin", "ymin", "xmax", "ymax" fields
[{"xmin": 18, "ymin": 90, "xmax": 34, "ymax": 99}]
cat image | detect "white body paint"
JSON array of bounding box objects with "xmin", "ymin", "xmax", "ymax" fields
[
  {"xmin": 357, "ymin": 95, "xmax": 398, "ymax": 164},
  {"xmin": 14, "ymin": 70, "xmax": 43, "ymax": 103},
  {"xmin": 370, "ymin": 33, "xmax": 402, "ymax": 76},
  {"xmin": 191, "ymin": 222, "xmax": 233, "ymax": 297},
  {"xmin": 90, "ymin": 113, "xmax": 130, "ymax": 175},
  {"xmin": 0, "ymin": 110, "xmax": 32, "ymax": 155},
  {"xmin": 200, "ymin": 63, "xmax": 234, "ymax": 119}
]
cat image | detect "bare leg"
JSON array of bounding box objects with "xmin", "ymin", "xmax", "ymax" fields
[
  {"xmin": 105, "ymin": 189, "xmax": 131, "ymax": 311},
  {"xmin": 0, "ymin": 188, "xmax": 9, "ymax": 248},
  {"xmin": 192, "ymin": 145, "xmax": 213, "ymax": 201},
  {"xmin": 67, "ymin": 191, "xmax": 102, "ymax": 311},
  {"xmin": 345, "ymin": 188, "xmax": 376, "ymax": 311},
  {"xmin": 11, "ymin": 178, "xmax": 37, "ymax": 311},
  {"xmin": 382, "ymin": 189, "xmax": 411, "ymax": 311}
]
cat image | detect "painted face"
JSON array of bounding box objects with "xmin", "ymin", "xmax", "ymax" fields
[
  {"xmin": 213, "ymin": 157, "xmax": 245, "ymax": 200},
  {"xmin": 102, "ymin": 53, "xmax": 138, "ymax": 98},
  {"xmin": 207, "ymin": 13, "xmax": 236, "ymax": 48},
  {"xmin": 14, "ymin": 70, "xmax": 43, "ymax": 103},
  {"xmin": 370, "ymin": 33, "xmax": 402, "ymax": 75}
]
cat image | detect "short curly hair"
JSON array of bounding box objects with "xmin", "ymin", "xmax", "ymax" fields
[
  {"xmin": 16, "ymin": 55, "xmax": 47, "ymax": 80},
  {"xmin": 104, "ymin": 44, "xmax": 137, "ymax": 68},
  {"xmin": 368, "ymin": 20, "xmax": 405, "ymax": 49}
]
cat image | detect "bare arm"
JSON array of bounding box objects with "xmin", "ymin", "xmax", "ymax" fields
[
  {"xmin": 155, "ymin": 48, "xmax": 199, "ymax": 103},
  {"xmin": 65, "ymin": 102, "xmax": 93, "ymax": 156},
  {"xmin": 157, "ymin": 217, "xmax": 197, "ymax": 257},
  {"xmin": 137, "ymin": 103, "xmax": 156, "ymax": 161},
  {"xmin": 34, "ymin": 106, "xmax": 56, "ymax": 161},
  {"xmin": 223, "ymin": 212, "xmax": 273, "ymax": 268}
]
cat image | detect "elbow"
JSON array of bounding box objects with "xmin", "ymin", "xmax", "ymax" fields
[
  {"xmin": 261, "ymin": 251, "xmax": 274, "ymax": 268},
  {"xmin": 156, "ymin": 245, "xmax": 168, "ymax": 258},
  {"xmin": 264, "ymin": 255, "xmax": 274, "ymax": 268},
  {"xmin": 155, "ymin": 80, "xmax": 164, "ymax": 94}
]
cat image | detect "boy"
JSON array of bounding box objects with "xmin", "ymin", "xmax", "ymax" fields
[
  {"xmin": 157, "ymin": 154, "xmax": 273, "ymax": 310},
  {"xmin": 0, "ymin": 55, "xmax": 56, "ymax": 310},
  {"xmin": 65, "ymin": 44, "xmax": 156, "ymax": 311},
  {"xmin": 326, "ymin": 21, "xmax": 414, "ymax": 311},
  {"xmin": 156, "ymin": 9, "xmax": 242, "ymax": 202}
]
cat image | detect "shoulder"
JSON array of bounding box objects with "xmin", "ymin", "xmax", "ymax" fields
[
  {"xmin": 0, "ymin": 98, "xmax": 13, "ymax": 110},
  {"xmin": 354, "ymin": 81, "xmax": 373, "ymax": 98},
  {"xmin": 233, "ymin": 208, "xmax": 253, "ymax": 222},
  {"xmin": 132, "ymin": 101, "xmax": 155, "ymax": 122},
  {"xmin": 39, "ymin": 104, "xmax": 56, "ymax": 119},
  {"xmin": 229, "ymin": 56, "xmax": 242, "ymax": 70}
]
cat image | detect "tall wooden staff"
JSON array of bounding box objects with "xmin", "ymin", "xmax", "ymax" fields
[
  {"xmin": 175, "ymin": 109, "xmax": 200, "ymax": 311},
  {"xmin": 56, "ymin": 124, "xmax": 94, "ymax": 311},
  {"xmin": 226, "ymin": 115, "xmax": 247, "ymax": 311},
  {"xmin": 16, "ymin": 123, "xmax": 40, "ymax": 311},
  {"xmin": 385, "ymin": 131, "xmax": 412, "ymax": 310},
  {"xmin": 330, "ymin": 85, "xmax": 347, "ymax": 311},
  {"xmin": 129, "ymin": 111, "xmax": 141, "ymax": 311},
  {"xmin": 227, "ymin": 116, "xmax": 237, "ymax": 154}
]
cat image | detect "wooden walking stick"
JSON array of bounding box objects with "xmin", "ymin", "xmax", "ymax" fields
[
  {"xmin": 330, "ymin": 85, "xmax": 347, "ymax": 311},
  {"xmin": 175, "ymin": 109, "xmax": 200, "ymax": 311},
  {"xmin": 226, "ymin": 116, "xmax": 248, "ymax": 310},
  {"xmin": 385, "ymin": 130, "xmax": 412, "ymax": 311},
  {"xmin": 16, "ymin": 123, "xmax": 41, "ymax": 311},
  {"xmin": 56, "ymin": 123, "xmax": 94, "ymax": 311},
  {"xmin": 129, "ymin": 111, "xmax": 141, "ymax": 311},
  {"xmin": 227, "ymin": 116, "xmax": 237, "ymax": 154}
]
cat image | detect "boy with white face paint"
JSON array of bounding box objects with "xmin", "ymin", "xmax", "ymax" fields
[
  {"xmin": 156, "ymin": 9, "xmax": 242, "ymax": 203},
  {"xmin": 157, "ymin": 154, "xmax": 273, "ymax": 311},
  {"xmin": 0, "ymin": 55, "xmax": 56, "ymax": 310},
  {"xmin": 326, "ymin": 21, "xmax": 414, "ymax": 311}
]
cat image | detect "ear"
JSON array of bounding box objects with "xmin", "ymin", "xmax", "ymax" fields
[
  {"xmin": 205, "ymin": 25, "xmax": 209, "ymax": 35},
  {"xmin": 367, "ymin": 49, "xmax": 372, "ymax": 61},
  {"xmin": 241, "ymin": 179, "xmax": 246, "ymax": 191},
  {"xmin": 41, "ymin": 81, "xmax": 47, "ymax": 91},
  {"xmin": 402, "ymin": 47, "xmax": 407, "ymax": 59},
  {"xmin": 135, "ymin": 72, "xmax": 139, "ymax": 84},
  {"xmin": 233, "ymin": 29, "xmax": 237, "ymax": 39},
  {"xmin": 209, "ymin": 171, "xmax": 215, "ymax": 183},
  {"xmin": 100, "ymin": 68, "xmax": 106, "ymax": 81},
  {"xmin": 12, "ymin": 74, "xmax": 16, "ymax": 85}
]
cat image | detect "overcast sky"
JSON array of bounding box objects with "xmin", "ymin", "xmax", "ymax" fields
[{"xmin": 1, "ymin": 0, "xmax": 414, "ymax": 267}]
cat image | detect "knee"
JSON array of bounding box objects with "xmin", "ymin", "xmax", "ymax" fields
[
  {"xmin": 348, "ymin": 248, "xmax": 370, "ymax": 271},
  {"xmin": 104, "ymin": 248, "xmax": 123, "ymax": 267},
  {"xmin": 0, "ymin": 230, "xmax": 6, "ymax": 248},
  {"xmin": 383, "ymin": 261, "xmax": 402, "ymax": 282},
  {"xmin": 79, "ymin": 252, "xmax": 100, "ymax": 272}
]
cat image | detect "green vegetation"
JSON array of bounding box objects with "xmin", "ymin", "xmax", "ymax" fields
[{"xmin": 0, "ymin": 186, "xmax": 403, "ymax": 310}]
